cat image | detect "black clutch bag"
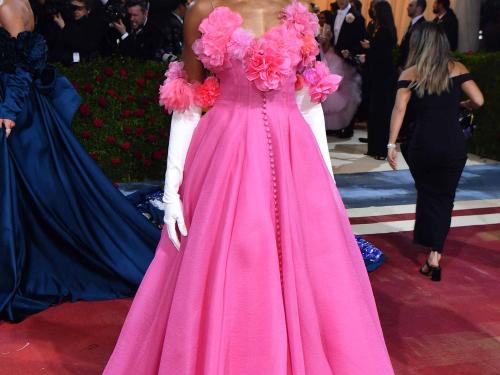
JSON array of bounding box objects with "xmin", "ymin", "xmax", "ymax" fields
[{"xmin": 458, "ymin": 108, "xmax": 475, "ymax": 139}]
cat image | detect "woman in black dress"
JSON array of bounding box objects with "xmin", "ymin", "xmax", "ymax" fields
[
  {"xmin": 363, "ymin": 1, "xmax": 397, "ymax": 159},
  {"xmin": 387, "ymin": 22, "xmax": 484, "ymax": 281}
]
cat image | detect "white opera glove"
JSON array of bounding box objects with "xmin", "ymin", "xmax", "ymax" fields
[
  {"xmin": 162, "ymin": 106, "xmax": 202, "ymax": 250},
  {"xmin": 295, "ymin": 87, "xmax": 335, "ymax": 183}
]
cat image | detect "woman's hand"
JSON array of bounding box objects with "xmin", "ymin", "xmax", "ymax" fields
[
  {"xmin": 0, "ymin": 118, "xmax": 15, "ymax": 137},
  {"xmin": 387, "ymin": 148, "xmax": 398, "ymax": 170},
  {"xmin": 53, "ymin": 13, "xmax": 65, "ymax": 29}
]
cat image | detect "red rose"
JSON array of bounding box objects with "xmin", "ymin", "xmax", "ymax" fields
[
  {"xmin": 123, "ymin": 126, "xmax": 133, "ymax": 135},
  {"xmin": 135, "ymin": 108, "xmax": 145, "ymax": 117},
  {"xmin": 93, "ymin": 118, "xmax": 104, "ymax": 128},
  {"xmin": 148, "ymin": 116, "xmax": 156, "ymax": 124},
  {"xmin": 143, "ymin": 159, "xmax": 153, "ymax": 167},
  {"xmin": 83, "ymin": 83, "xmax": 93, "ymax": 93},
  {"xmin": 98, "ymin": 97, "xmax": 108, "ymax": 108},
  {"xmin": 152, "ymin": 150, "xmax": 164, "ymax": 160},
  {"xmin": 133, "ymin": 151, "xmax": 143, "ymax": 160},
  {"xmin": 106, "ymin": 135, "xmax": 116, "ymax": 144},
  {"xmin": 120, "ymin": 141, "xmax": 132, "ymax": 151},
  {"xmin": 135, "ymin": 127, "xmax": 145, "ymax": 136},
  {"xmin": 81, "ymin": 130, "xmax": 92, "ymax": 139},
  {"xmin": 120, "ymin": 68, "xmax": 129, "ymax": 79},
  {"xmin": 147, "ymin": 134, "xmax": 157, "ymax": 144},
  {"xmin": 136, "ymin": 78, "xmax": 145, "ymax": 89},
  {"xmin": 103, "ymin": 67, "xmax": 114, "ymax": 76},
  {"xmin": 95, "ymin": 75, "xmax": 104, "ymax": 83},
  {"xmin": 145, "ymin": 70, "xmax": 156, "ymax": 79},
  {"xmin": 111, "ymin": 157, "xmax": 122, "ymax": 165},
  {"xmin": 127, "ymin": 93, "xmax": 136, "ymax": 103},
  {"xmin": 72, "ymin": 81, "xmax": 80, "ymax": 90},
  {"xmin": 106, "ymin": 89, "xmax": 119, "ymax": 98},
  {"xmin": 79, "ymin": 104, "xmax": 91, "ymax": 117},
  {"xmin": 89, "ymin": 151, "xmax": 99, "ymax": 160},
  {"xmin": 122, "ymin": 109, "xmax": 132, "ymax": 118}
]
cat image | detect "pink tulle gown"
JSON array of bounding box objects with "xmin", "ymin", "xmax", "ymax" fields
[
  {"xmin": 103, "ymin": 4, "xmax": 394, "ymax": 374},
  {"xmin": 319, "ymin": 24, "xmax": 362, "ymax": 131}
]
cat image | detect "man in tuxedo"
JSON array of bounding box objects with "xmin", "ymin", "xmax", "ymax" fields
[
  {"xmin": 432, "ymin": 0, "xmax": 458, "ymax": 51},
  {"xmin": 398, "ymin": 0, "xmax": 426, "ymax": 71},
  {"xmin": 154, "ymin": 0, "xmax": 188, "ymax": 63},
  {"xmin": 113, "ymin": 0, "xmax": 163, "ymax": 60},
  {"xmin": 330, "ymin": 0, "xmax": 366, "ymax": 138}
]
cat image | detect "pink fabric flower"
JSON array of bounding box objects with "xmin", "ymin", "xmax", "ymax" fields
[
  {"xmin": 281, "ymin": 0, "xmax": 319, "ymax": 37},
  {"xmin": 165, "ymin": 61, "xmax": 187, "ymax": 80},
  {"xmin": 303, "ymin": 61, "xmax": 343, "ymax": 103},
  {"xmin": 244, "ymin": 25, "xmax": 301, "ymax": 92},
  {"xmin": 193, "ymin": 76, "xmax": 221, "ymax": 108},
  {"xmin": 300, "ymin": 33, "xmax": 320, "ymax": 69},
  {"xmin": 159, "ymin": 78, "xmax": 193, "ymax": 113},
  {"xmin": 228, "ymin": 29, "xmax": 255, "ymax": 61},
  {"xmin": 192, "ymin": 7, "xmax": 243, "ymax": 71}
]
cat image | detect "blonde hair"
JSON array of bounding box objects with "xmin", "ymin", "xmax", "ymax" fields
[{"xmin": 406, "ymin": 22, "xmax": 454, "ymax": 97}]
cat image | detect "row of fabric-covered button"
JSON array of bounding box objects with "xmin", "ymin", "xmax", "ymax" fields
[{"xmin": 261, "ymin": 92, "xmax": 283, "ymax": 287}]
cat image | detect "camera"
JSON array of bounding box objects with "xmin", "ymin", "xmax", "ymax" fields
[{"xmin": 104, "ymin": 0, "xmax": 128, "ymax": 24}]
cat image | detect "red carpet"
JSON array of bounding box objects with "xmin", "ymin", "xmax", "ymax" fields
[{"xmin": 1, "ymin": 224, "xmax": 500, "ymax": 375}]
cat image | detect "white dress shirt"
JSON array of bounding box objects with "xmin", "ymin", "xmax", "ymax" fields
[
  {"xmin": 334, "ymin": 4, "xmax": 351, "ymax": 46},
  {"xmin": 411, "ymin": 14, "xmax": 424, "ymax": 26}
]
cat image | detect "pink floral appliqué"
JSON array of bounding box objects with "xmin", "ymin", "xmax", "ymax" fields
[
  {"xmin": 159, "ymin": 61, "xmax": 193, "ymax": 113},
  {"xmin": 281, "ymin": 0, "xmax": 319, "ymax": 37},
  {"xmin": 192, "ymin": 7, "xmax": 243, "ymax": 71},
  {"xmin": 302, "ymin": 61, "xmax": 343, "ymax": 103},
  {"xmin": 243, "ymin": 25, "xmax": 301, "ymax": 92},
  {"xmin": 193, "ymin": 76, "xmax": 221, "ymax": 108}
]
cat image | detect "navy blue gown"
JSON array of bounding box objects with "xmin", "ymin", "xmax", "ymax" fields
[{"xmin": 0, "ymin": 29, "xmax": 160, "ymax": 322}]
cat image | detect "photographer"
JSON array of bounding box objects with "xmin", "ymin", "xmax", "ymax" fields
[
  {"xmin": 49, "ymin": 0, "xmax": 105, "ymax": 64},
  {"xmin": 150, "ymin": 0, "xmax": 187, "ymax": 62},
  {"xmin": 112, "ymin": 0, "xmax": 163, "ymax": 60}
]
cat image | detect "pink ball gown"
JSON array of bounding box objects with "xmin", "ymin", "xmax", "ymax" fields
[{"xmin": 103, "ymin": 3, "xmax": 394, "ymax": 374}]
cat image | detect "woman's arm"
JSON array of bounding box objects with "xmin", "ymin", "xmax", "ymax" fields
[
  {"xmin": 182, "ymin": 0, "xmax": 211, "ymax": 83},
  {"xmin": 455, "ymin": 63, "xmax": 484, "ymax": 110},
  {"xmin": 387, "ymin": 69, "xmax": 414, "ymax": 170}
]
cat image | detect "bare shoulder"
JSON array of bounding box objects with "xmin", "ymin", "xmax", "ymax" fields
[
  {"xmin": 184, "ymin": 0, "xmax": 213, "ymax": 29},
  {"xmin": 399, "ymin": 66, "xmax": 417, "ymax": 81},
  {"xmin": 450, "ymin": 61, "xmax": 470, "ymax": 77}
]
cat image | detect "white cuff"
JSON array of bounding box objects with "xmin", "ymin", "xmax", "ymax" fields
[
  {"xmin": 72, "ymin": 52, "xmax": 80, "ymax": 63},
  {"xmin": 121, "ymin": 33, "xmax": 129, "ymax": 40}
]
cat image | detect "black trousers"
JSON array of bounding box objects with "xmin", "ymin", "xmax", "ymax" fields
[{"xmin": 408, "ymin": 153, "xmax": 467, "ymax": 253}]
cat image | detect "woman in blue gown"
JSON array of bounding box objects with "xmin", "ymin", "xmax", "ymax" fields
[{"xmin": 0, "ymin": 0, "xmax": 160, "ymax": 322}]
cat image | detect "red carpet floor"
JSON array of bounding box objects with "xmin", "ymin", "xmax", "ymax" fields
[{"xmin": 1, "ymin": 224, "xmax": 500, "ymax": 375}]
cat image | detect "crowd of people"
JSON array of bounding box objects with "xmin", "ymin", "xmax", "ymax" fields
[
  {"xmin": 0, "ymin": 0, "xmax": 487, "ymax": 373},
  {"xmin": 30, "ymin": 0, "xmax": 187, "ymax": 63},
  {"xmin": 313, "ymin": 0, "xmax": 461, "ymax": 160}
]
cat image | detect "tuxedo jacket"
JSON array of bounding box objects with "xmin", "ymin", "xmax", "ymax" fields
[
  {"xmin": 398, "ymin": 16, "xmax": 426, "ymax": 69},
  {"xmin": 160, "ymin": 13, "xmax": 183, "ymax": 56},
  {"xmin": 434, "ymin": 9, "xmax": 459, "ymax": 51},
  {"xmin": 332, "ymin": 8, "xmax": 367, "ymax": 60},
  {"xmin": 118, "ymin": 22, "xmax": 163, "ymax": 60}
]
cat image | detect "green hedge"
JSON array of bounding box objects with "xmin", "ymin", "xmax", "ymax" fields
[
  {"xmin": 61, "ymin": 53, "xmax": 499, "ymax": 183},
  {"xmin": 456, "ymin": 52, "xmax": 500, "ymax": 160},
  {"xmin": 58, "ymin": 57, "xmax": 170, "ymax": 182}
]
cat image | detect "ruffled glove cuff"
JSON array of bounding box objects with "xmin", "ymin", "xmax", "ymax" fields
[{"xmin": 159, "ymin": 61, "xmax": 220, "ymax": 113}]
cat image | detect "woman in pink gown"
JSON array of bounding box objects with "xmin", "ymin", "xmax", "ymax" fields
[{"xmin": 103, "ymin": 1, "xmax": 394, "ymax": 374}]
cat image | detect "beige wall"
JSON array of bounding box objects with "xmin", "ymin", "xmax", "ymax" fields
[{"xmin": 315, "ymin": 0, "xmax": 479, "ymax": 51}]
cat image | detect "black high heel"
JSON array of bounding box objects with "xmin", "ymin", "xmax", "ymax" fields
[
  {"xmin": 419, "ymin": 260, "xmax": 432, "ymax": 276},
  {"xmin": 420, "ymin": 261, "xmax": 442, "ymax": 282},
  {"xmin": 430, "ymin": 267, "xmax": 442, "ymax": 282}
]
